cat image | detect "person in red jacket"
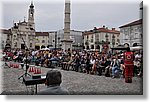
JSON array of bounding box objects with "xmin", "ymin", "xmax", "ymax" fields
[{"xmin": 124, "ymin": 47, "xmax": 134, "ymax": 83}]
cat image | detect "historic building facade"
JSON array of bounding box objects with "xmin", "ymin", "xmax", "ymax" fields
[
  {"xmin": 56, "ymin": 29, "xmax": 83, "ymax": 50},
  {"xmin": 1, "ymin": 2, "xmax": 84, "ymax": 51},
  {"xmin": 10, "ymin": 2, "xmax": 35, "ymax": 50},
  {"xmin": 0, "ymin": 2, "xmax": 36, "ymax": 50},
  {"xmin": 83, "ymin": 26, "xmax": 120, "ymax": 51},
  {"xmin": 0, "ymin": 29, "xmax": 11, "ymax": 50},
  {"xmin": 35, "ymin": 32, "xmax": 50, "ymax": 50},
  {"xmin": 119, "ymin": 19, "xmax": 142, "ymax": 47}
]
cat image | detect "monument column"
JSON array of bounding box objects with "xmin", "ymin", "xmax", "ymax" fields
[{"xmin": 61, "ymin": 0, "xmax": 73, "ymax": 51}]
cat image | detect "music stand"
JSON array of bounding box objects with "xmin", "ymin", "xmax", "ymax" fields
[
  {"xmin": 18, "ymin": 36, "xmax": 31, "ymax": 79},
  {"xmin": 20, "ymin": 63, "xmax": 24, "ymax": 69},
  {"xmin": 18, "ymin": 63, "xmax": 31, "ymax": 79}
]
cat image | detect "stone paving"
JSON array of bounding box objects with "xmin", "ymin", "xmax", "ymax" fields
[{"xmin": 0, "ymin": 61, "xmax": 143, "ymax": 95}]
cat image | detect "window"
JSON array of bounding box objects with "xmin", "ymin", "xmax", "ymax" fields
[
  {"xmin": 14, "ymin": 35, "xmax": 16, "ymax": 38},
  {"xmin": 91, "ymin": 45, "xmax": 94, "ymax": 49},
  {"xmin": 112, "ymin": 35, "xmax": 115, "ymax": 38},
  {"xmin": 131, "ymin": 28, "xmax": 134, "ymax": 33},
  {"xmin": 135, "ymin": 33, "xmax": 138, "ymax": 38},
  {"xmin": 86, "ymin": 46, "xmax": 89, "ymax": 49},
  {"xmin": 120, "ymin": 29, "xmax": 123, "ymax": 33},
  {"xmin": 125, "ymin": 28, "xmax": 128, "ymax": 32},
  {"xmin": 96, "ymin": 45, "xmax": 100, "ymax": 49},
  {"xmin": 105, "ymin": 34, "xmax": 108, "ymax": 38},
  {"xmin": 30, "ymin": 43, "xmax": 32, "ymax": 47},
  {"xmin": 95, "ymin": 33, "xmax": 99, "ymax": 41},
  {"xmin": 91, "ymin": 35, "xmax": 94, "ymax": 43},
  {"xmin": 124, "ymin": 33, "xmax": 129, "ymax": 39},
  {"xmin": 140, "ymin": 34, "xmax": 143, "ymax": 38},
  {"xmin": 91, "ymin": 39, "xmax": 93, "ymax": 43},
  {"xmin": 117, "ymin": 39, "xmax": 120, "ymax": 43},
  {"xmin": 14, "ymin": 42, "xmax": 17, "ymax": 47},
  {"xmin": 42, "ymin": 40, "xmax": 45, "ymax": 43},
  {"xmin": 124, "ymin": 31, "xmax": 128, "ymax": 35},
  {"xmin": 135, "ymin": 28, "xmax": 138, "ymax": 32},
  {"xmin": 139, "ymin": 27, "xmax": 142, "ymax": 32},
  {"xmin": 87, "ymin": 35, "xmax": 89, "ymax": 39}
]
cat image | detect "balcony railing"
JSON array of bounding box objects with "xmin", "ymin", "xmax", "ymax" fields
[{"xmin": 95, "ymin": 40, "xmax": 110, "ymax": 45}]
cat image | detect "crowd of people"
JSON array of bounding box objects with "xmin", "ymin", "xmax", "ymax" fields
[{"xmin": 2, "ymin": 48, "xmax": 143, "ymax": 78}]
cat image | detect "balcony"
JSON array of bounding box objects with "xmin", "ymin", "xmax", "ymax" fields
[
  {"xmin": 85, "ymin": 41, "xmax": 89, "ymax": 45},
  {"xmin": 95, "ymin": 40, "xmax": 110, "ymax": 45}
]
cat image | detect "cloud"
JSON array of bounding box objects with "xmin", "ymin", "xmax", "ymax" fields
[
  {"xmin": 71, "ymin": 2, "xmax": 141, "ymax": 30},
  {"xmin": 1, "ymin": 0, "xmax": 142, "ymax": 31}
]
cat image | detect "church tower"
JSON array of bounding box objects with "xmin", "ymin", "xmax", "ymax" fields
[
  {"xmin": 28, "ymin": 1, "xmax": 35, "ymax": 29},
  {"xmin": 10, "ymin": 2, "xmax": 36, "ymax": 50}
]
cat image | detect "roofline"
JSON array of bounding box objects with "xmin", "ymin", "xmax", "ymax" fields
[
  {"xmin": 119, "ymin": 19, "xmax": 142, "ymax": 28},
  {"xmin": 83, "ymin": 32, "xmax": 120, "ymax": 35}
]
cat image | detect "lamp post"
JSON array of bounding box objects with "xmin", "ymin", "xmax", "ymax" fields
[{"xmin": 54, "ymin": 32, "xmax": 57, "ymax": 51}]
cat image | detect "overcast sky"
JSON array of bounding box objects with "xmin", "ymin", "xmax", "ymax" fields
[{"xmin": 1, "ymin": 0, "xmax": 142, "ymax": 31}]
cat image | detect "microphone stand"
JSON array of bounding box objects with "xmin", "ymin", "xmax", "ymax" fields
[{"xmin": 18, "ymin": 35, "xmax": 31, "ymax": 79}]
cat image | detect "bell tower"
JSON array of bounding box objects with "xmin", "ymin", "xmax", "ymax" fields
[{"xmin": 28, "ymin": 1, "xmax": 35, "ymax": 29}]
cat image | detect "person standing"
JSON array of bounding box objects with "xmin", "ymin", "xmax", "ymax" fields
[
  {"xmin": 111, "ymin": 55, "xmax": 120, "ymax": 78},
  {"xmin": 85, "ymin": 54, "xmax": 91, "ymax": 74},
  {"xmin": 74, "ymin": 55, "xmax": 80, "ymax": 72}
]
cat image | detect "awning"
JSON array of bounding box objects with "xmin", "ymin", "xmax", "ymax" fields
[{"xmin": 35, "ymin": 44, "xmax": 40, "ymax": 46}]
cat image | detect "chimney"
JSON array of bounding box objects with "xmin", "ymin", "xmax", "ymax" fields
[
  {"xmin": 94, "ymin": 27, "xmax": 97, "ymax": 30},
  {"xmin": 112, "ymin": 28, "xmax": 115, "ymax": 30}
]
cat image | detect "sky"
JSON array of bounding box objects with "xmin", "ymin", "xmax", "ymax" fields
[{"xmin": 0, "ymin": 0, "xmax": 142, "ymax": 32}]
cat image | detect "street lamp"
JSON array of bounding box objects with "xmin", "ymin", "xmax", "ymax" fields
[{"xmin": 54, "ymin": 32, "xmax": 57, "ymax": 51}]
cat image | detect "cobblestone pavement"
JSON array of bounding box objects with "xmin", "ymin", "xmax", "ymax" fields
[{"xmin": 0, "ymin": 62, "xmax": 143, "ymax": 95}]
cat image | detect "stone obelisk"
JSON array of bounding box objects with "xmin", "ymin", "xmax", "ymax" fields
[{"xmin": 61, "ymin": 0, "xmax": 73, "ymax": 51}]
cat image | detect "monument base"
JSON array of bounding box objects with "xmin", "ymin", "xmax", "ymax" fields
[{"xmin": 61, "ymin": 39, "xmax": 73, "ymax": 51}]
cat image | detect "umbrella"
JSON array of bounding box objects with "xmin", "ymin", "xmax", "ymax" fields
[
  {"xmin": 44, "ymin": 48, "xmax": 50, "ymax": 50},
  {"xmin": 49, "ymin": 57, "xmax": 59, "ymax": 61},
  {"xmin": 40, "ymin": 48, "xmax": 45, "ymax": 50},
  {"xmin": 130, "ymin": 46, "xmax": 142, "ymax": 51}
]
